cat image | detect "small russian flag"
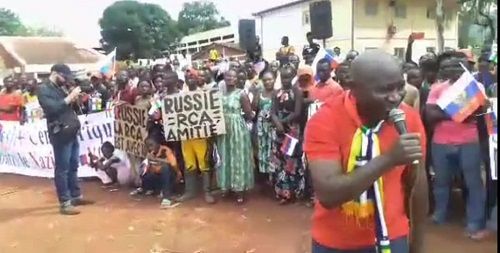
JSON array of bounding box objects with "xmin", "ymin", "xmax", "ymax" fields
[
  {"xmin": 99, "ymin": 48, "xmax": 116, "ymax": 78},
  {"xmin": 280, "ymin": 133, "xmax": 299, "ymax": 157},
  {"xmin": 436, "ymin": 71, "xmax": 487, "ymax": 123},
  {"xmin": 79, "ymin": 154, "xmax": 89, "ymax": 166}
]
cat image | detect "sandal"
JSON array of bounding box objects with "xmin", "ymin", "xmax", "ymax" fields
[{"xmin": 466, "ymin": 230, "xmax": 490, "ymax": 241}]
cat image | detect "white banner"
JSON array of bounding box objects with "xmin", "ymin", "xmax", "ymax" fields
[
  {"xmin": 0, "ymin": 111, "xmax": 114, "ymax": 178},
  {"xmin": 489, "ymin": 98, "xmax": 497, "ymax": 180}
]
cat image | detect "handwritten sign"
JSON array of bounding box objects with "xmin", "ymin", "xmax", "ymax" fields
[
  {"xmin": 114, "ymin": 104, "xmax": 148, "ymax": 157},
  {"xmin": 162, "ymin": 89, "xmax": 225, "ymax": 141}
]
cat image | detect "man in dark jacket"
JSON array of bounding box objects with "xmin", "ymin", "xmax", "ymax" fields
[{"xmin": 38, "ymin": 64, "xmax": 94, "ymax": 215}]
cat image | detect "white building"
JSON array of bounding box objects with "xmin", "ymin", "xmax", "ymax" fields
[
  {"xmin": 253, "ymin": 0, "xmax": 460, "ymax": 62},
  {"xmin": 175, "ymin": 26, "xmax": 239, "ymax": 55}
]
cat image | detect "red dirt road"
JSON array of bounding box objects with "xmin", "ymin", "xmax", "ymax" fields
[{"xmin": 0, "ymin": 174, "xmax": 497, "ymax": 253}]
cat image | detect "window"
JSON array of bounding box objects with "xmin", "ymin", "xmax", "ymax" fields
[
  {"xmin": 222, "ymin": 34, "xmax": 234, "ymax": 40},
  {"xmin": 198, "ymin": 39, "xmax": 209, "ymax": 44},
  {"xmin": 365, "ymin": 47, "xmax": 378, "ymax": 51},
  {"xmin": 395, "ymin": 4, "xmax": 407, "ymax": 18},
  {"xmin": 426, "ymin": 7, "xmax": 436, "ymax": 19},
  {"xmin": 365, "ymin": 0, "xmax": 378, "ymax": 16},
  {"xmin": 426, "ymin": 47, "xmax": 436, "ymax": 53},
  {"xmin": 302, "ymin": 10, "xmax": 310, "ymax": 25},
  {"xmin": 210, "ymin": 37, "xmax": 221, "ymax": 42},
  {"xmin": 394, "ymin": 47, "xmax": 405, "ymax": 60}
]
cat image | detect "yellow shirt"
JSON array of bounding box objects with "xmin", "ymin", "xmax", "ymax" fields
[{"xmin": 23, "ymin": 92, "xmax": 38, "ymax": 104}]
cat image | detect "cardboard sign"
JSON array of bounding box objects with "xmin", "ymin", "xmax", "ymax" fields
[
  {"xmin": 162, "ymin": 89, "xmax": 225, "ymax": 141},
  {"xmin": 114, "ymin": 104, "xmax": 148, "ymax": 157}
]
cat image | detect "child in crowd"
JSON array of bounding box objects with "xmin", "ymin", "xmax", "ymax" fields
[
  {"xmin": 130, "ymin": 138, "xmax": 181, "ymax": 209},
  {"xmin": 89, "ymin": 142, "xmax": 133, "ymax": 190}
]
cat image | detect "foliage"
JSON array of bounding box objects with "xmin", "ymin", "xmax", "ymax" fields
[
  {"xmin": 26, "ymin": 26, "xmax": 64, "ymax": 37},
  {"xmin": 0, "ymin": 8, "xmax": 64, "ymax": 37},
  {"xmin": 458, "ymin": 0, "xmax": 497, "ymax": 51},
  {"xmin": 177, "ymin": 1, "xmax": 230, "ymax": 36},
  {"xmin": 99, "ymin": 1, "xmax": 180, "ymax": 60},
  {"xmin": 0, "ymin": 8, "xmax": 27, "ymax": 36}
]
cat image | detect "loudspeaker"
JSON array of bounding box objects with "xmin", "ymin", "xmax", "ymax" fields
[
  {"xmin": 238, "ymin": 19, "xmax": 256, "ymax": 52},
  {"xmin": 309, "ymin": 0, "xmax": 333, "ymax": 40}
]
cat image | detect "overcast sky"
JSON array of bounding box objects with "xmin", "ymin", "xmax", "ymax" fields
[{"xmin": 0, "ymin": 0, "xmax": 291, "ymax": 47}]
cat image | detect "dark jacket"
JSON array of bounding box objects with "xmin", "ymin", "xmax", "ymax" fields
[{"xmin": 37, "ymin": 81, "xmax": 80, "ymax": 144}]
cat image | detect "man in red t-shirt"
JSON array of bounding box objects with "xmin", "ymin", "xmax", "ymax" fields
[
  {"xmin": 304, "ymin": 50, "xmax": 428, "ymax": 253},
  {"xmin": 113, "ymin": 70, "xmax": 137, "ymax": 105},
  {"xmin": 310, "ymin": 58, "xmax": 343, "ymax": 103},
  {"xmin": 0, "ymin": 76, "xmax": 24, "ymax": 121}
]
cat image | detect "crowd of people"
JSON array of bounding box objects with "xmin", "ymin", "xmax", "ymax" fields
[{"xmin": 0, "ymin": 33, "xmax": 497, "ymax": 249}]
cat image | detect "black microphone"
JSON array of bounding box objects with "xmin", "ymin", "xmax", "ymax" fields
[{"xmin": 388, "ymin": 108, "xmax": 419, "ymax": 165}]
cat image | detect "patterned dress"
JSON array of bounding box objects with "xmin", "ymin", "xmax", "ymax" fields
[
  {"xmin": 271, "ymin": 88, "xmax": 305, "ymax": 201},
  {"xmin": 256, "ymin": 93, "xmax": 273, "ymax": 174},
  {"xmin": 216, "ymin": 89, "xmax": 255, "ymax": 192}
]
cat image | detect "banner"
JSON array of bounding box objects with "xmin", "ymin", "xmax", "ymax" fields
[
  {"xmin": 114, "ymin": 104, "xmax": 148, "ymax": 158},
  {"xmin": 162, "ymin": 89, "xmax": 225, "ymax": 141},
  {"xmin": 0, "ymin": 111, "xmax": 114, "ymax": 178},
  {"xmin": 488, "ymin": 98, "xmax": 497, "ymax": 180}
]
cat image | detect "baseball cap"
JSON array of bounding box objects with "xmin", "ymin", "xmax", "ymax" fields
[{"xmin": 50, "ymin": 64, "xmax": 74, "ymax": 80}]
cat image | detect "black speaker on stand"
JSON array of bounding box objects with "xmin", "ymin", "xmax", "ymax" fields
[{"xmin": 309, "ymin": 0, "xmax": 333, "ymax": 47}]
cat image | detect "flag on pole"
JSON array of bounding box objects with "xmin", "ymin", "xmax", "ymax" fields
[
  {"xmin": 99, "ymin": 48, "xmax": 117, "ymax": 78},
  {"xmin": 311, "ymin": 47, "xmax": 340, "ymax": 80},
  {"xmin": 436, "ymin": 71, "xmax": 487, "ymax": 123}
]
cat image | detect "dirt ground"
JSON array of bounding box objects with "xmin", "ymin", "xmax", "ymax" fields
[{"xmin": 0, "ymin": 174, "xmax": 497, "ymax": 253}]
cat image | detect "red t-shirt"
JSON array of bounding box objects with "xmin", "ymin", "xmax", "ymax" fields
[
  {"xmin": 114, "ymin": 86, "xmax": 137, "ymax": 105},
  {"xmin": 0, "ymin": 92, "xmax": 23, "ymax": 121},
  {"xmin": 303, "ymin": 92, "xmax": 426, "ymax": 249},
  {"xmin": 309, "ymin": 78, "xmax": 343, "ymax": 102}
]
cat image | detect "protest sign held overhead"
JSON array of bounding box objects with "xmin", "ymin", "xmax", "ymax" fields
[
  {"xmin": 162, "ymin": 89, "xmax": 225, "ymax": 141},
  {"xmin": 114, "ymin": 104, "xmax": 149, "ymax": 157}
]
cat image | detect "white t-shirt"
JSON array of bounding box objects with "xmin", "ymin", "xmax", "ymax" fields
[{"xmin": 96, "ymin": 150, "xmax": 133, "ymax": 186}]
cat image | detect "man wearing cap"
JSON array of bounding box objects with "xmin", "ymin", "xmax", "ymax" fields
[{"xmin": 38, "ymin": 64, "xmax": 95, "ymax": 215}]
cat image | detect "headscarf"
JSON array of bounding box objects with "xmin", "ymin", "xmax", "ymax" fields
[{"xmin": 296, "ymin": 64, "xmax": 314, "ymax": 90}]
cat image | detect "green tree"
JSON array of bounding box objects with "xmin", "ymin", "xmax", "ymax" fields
[
  {"xmin": 99, "ymin": 1, "xmax": 180, "ymax": 60},
  {"xmin": 0, "ymin": 8, "xmax": 27, "ymax": 36},
  {"xmin": 458, "ymin": 0, "xmax": 497, "ymax": 52},
  {"xmin": 177, "ymin": 1, "xmax": 230, "ymax": 36},
  {"xmin": 26, "ymin": 26, "xmax": 64, "ymax": 37}
]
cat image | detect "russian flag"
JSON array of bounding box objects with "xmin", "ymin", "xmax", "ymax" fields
[
  {"xmin": 436, "ymin": 71, "xmax": 487, "ymax": 123},
  {"xmin": 311, "ymin": 47, "xmax": 340, "ymax": 80},
  {"xmin": 99, "ymin": 48, "xmax": 116, "ymax": 78},
  {"xmin": 79, "ymin": 154, "xmax": 89, "ymax": 166},
  {"xmin": 280, "ymin": 133, "xmax": 299, "ymax": 157}
]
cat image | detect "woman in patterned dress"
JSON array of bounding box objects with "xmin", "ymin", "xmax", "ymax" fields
[
  {"xmin": 216, "ymin": 68, "xmax": 255, "ymax": 204},
  {"xmin": 252, "ymin": 70, "xmax": 276, "ymax": 184},
  {"xmin": 271, "ymin": 65, "xmax": 304, "ymax": 205}
]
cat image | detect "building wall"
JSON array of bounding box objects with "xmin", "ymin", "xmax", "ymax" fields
[
  {"xmin": 176, "ymin": 26, "xmax": 238, "ymax": 54},
  {"xmin": 353, "ymin": 0, "xmax": 459, "ymax": 61},
  {"xmin": 256, "ymin": 0, "xmax": 460, "ymax": 63},
  {"xmin": 257, "ymin": 1, "xmax": 311, "ymax": 61}
]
